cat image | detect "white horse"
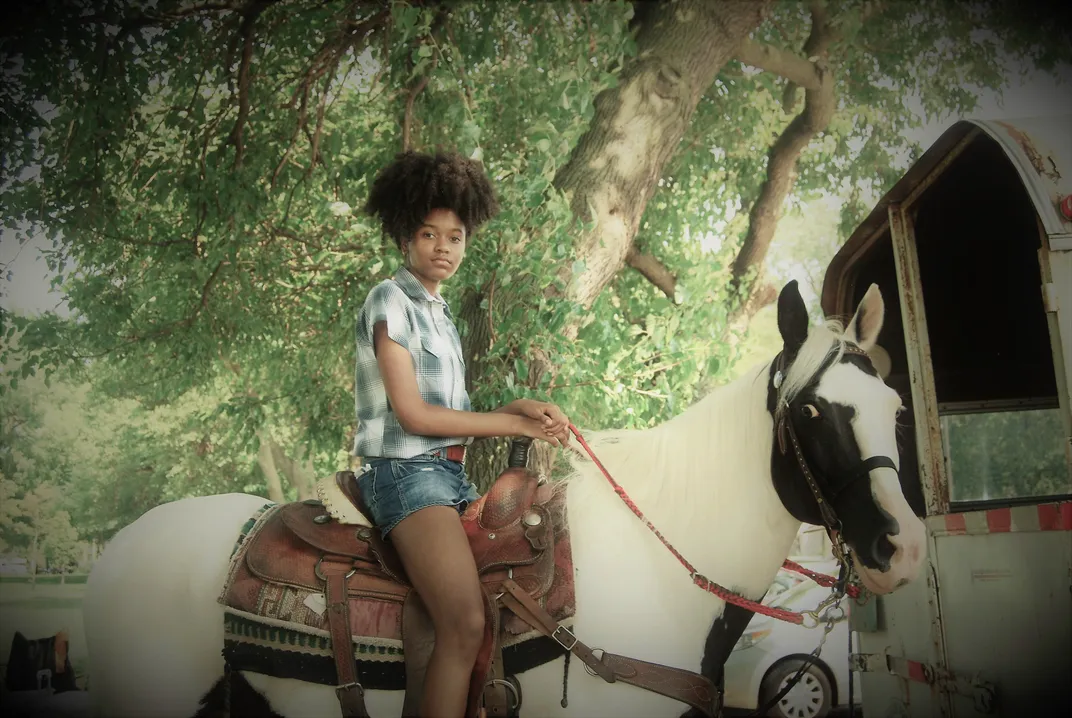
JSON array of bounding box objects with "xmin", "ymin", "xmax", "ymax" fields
[{"xmin": 83, "ymin": 281, "xmax": 925, "ymax": 717}]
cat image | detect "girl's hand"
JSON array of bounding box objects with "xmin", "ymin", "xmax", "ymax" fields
[
  {"xmin": 516, "ymin": 416, "xmax": 567, "ymax": 448},
  {"xmin": 513, "ymin": 399, "xmax": 570, "ymax": 445}
]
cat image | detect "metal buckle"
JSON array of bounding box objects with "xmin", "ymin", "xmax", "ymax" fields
[
  {"xmin": 582, "ymin": 648, "xmax": 606, "ymax": 678},
  {"xmin": 492, "ymin": 567, "xmax": 513, "ymax": 601},
  {"xmin": 552, "ymin": 625, "xmax": 578, "ymax": 651},
  {"xmin": 482, "ymin": 678, "xmax": 521, "ymax": 711},
  {"xmin": 315, "ymin": 556, "xmax": 356, "ymax": 582},
  {"xmin": 336, "ymin": 681, "xmax": 364, "ymax": 698}
]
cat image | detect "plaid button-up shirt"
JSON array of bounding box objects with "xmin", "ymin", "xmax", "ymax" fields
[{"xmin": 352, "ymin": 266, "xmax": 472, "ymax": 459}]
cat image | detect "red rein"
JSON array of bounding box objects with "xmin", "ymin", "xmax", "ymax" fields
[{"xmin": 567, "ymin": 424, "xmax": 860, "ymax": 626}]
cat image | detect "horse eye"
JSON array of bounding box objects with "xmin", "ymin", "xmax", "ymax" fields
[
  {"xmin": 800, "ymin": 404, "xmax": 820, "ymax": 419},
  {"xmin": 896, "ymin": 405, "xmax": 907, "ymax": 417}
]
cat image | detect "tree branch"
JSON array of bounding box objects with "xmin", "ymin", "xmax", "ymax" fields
[
  {"xmin": 743, "ymin": 0, "xmax": 888, "ymax": 114},
  {"xmin": 626, "ymin": 245, "xmax": 677, "ymax": 300},
  {"xmin": 402, "ymin": 70, "xmax": 433, "ymax": 152},
  {"xmin": 229, "ymin": 0, "xmax": 276, "ymax": 169},
  {"xmin": 444, "ymin": 16, "xmax": 476, "ymax": 111},
  {"xmin": 730, "ymin": 2, "xmax": 836, "ymax": 305},
  {"xmin": 305, "ymin": 66, "xmax": 337, "ymax": 176},
  {"xmin": 282, "ymin": 6, "xmax": 388, "ymax": 174},
  {"xmin": 740, "ymin": 280, "xmax": 778, "ymax": 320},
  {"xmin": 402, "ymin": 9, "xmax": 451, "ymax": 152},
  {"xmin": 735, "ymin": 37, "xmax": 821, "ymax": 90},
  {"xmin": 123, "ymin": 260, "xmax": 225, "ymax": 341},
  {"xmin": 777, "ymin": 0, "xmax": 832, "ymax": 112}
]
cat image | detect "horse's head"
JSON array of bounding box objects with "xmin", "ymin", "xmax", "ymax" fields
[{"xmin": 767, "ymin": 280, "xmax": 926, "ymax": 595}]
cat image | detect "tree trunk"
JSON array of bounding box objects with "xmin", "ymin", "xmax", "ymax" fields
[
  {"xmin": 275, "ymin": 443, "xmax": 317, "ymax": 501},
  {"xmin": 256, "ymin": 433, "xmax": 286, "ymax": 503},
  {"xmin": 30, "ymin": 530, "xmax": 39, "ymax": 575},
  {"xmin": 293, "ymin": 445, "xmax": 318, "ymax": 501},
  {"xmin": 552, "ymin": 0, "xmax": 772, "ymax": 309},
  {"xmin": 459, "ymin": 286, "xmax": 514, "ymax": 493},
  {"xmin": 461, "ymin": 0, "xmax": 772, "ymax": 488}
]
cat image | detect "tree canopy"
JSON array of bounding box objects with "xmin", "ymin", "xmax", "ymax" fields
[{"xmin": 1, "ymin": 0, "xmax": 1068, "ymax": 528}]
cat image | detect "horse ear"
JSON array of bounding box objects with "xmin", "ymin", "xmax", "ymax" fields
[
  {"xmin": 845, "ymin": 283, "xmax": 885, "ymax": 351},
  {"xmin": 777, "ymin": 280, "xmax": 810, "ymax": 356}
]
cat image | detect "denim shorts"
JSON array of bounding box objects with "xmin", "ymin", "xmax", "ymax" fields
[{"xmin": 355, "ymin": 455, "xmax": 481, "ymax": 538}]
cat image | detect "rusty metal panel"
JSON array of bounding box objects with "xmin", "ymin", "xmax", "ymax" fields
[
  {"xmin": 884, "ymin": 201, "xmax": 956, "ymax": 717},
  {"xmin": 888, "ymin": 202, "xmax": 949, "ymax": 515},
  {"xmin": 822, "ymin": 115, "xmax": 1072, "ymax": 317},
  {"xmin": 1038, "ymin": 246, "xmax": 1072, "ymax": 471},
  {"xmin": 933, "ymin": 530, "xmax": 1072, "ymax": 715},
  {"xmin": 902, "ymin": 130, "xmax": 982, "ymax": 209},
  {"xmin": 974, "ymin": 118, "xmax": 1072, "ymax": 241},
  {"xmin": 850, "ymin": 548, "xmax": 949, "ymax": 718}
]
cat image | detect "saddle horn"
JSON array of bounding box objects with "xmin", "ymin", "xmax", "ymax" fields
[{"xmin": 507, "ymin": 437, "xmax": 533, "ymax": 468}]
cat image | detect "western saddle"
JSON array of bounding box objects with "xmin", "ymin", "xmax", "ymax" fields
[{"xmin": 222, "ymin": 439, "xmax": 721, "ymax": 718}]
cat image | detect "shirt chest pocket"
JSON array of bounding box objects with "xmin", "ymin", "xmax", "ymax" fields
[{"xmin": 414, "ymin": 335, "xmax": 454, "ymax": 399}]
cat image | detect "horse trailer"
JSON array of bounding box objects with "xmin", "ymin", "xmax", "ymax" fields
[{"xmin": 821, "ymin": 116, "xmax": 1072, "ymax": 717}]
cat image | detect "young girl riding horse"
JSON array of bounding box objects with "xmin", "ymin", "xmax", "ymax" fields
[{"xmin": 356, "ymin": 150, "xmax": 571, "ymax": 718}]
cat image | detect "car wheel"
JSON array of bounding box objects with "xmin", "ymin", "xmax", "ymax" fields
[{"xmin": 759, "ymin": 658, "xmax": 833, "ymax": 718}]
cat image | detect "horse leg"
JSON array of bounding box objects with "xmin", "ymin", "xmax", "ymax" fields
[
  {"xmin": 84, "ymin": 493, "xmax": 271, "ymax": 718},
  {"xmin": 192, "ymin": 669, "xmax": 286, "ymax": 718}
]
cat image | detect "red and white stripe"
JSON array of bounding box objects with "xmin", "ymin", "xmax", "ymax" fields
[
  {"xmin": 853, "ymin": 653, "xmax": 930, "ymax": 683},
  {"xmin": 927, "ymin": 500, "xmax": 1072, "ymax": 537}
]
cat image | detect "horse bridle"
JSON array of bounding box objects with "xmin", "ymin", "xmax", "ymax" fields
[{"xmin": 772, "ymin": 343, "xmax": 900, "ymax": 538}]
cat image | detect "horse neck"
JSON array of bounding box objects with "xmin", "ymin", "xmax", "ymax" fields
[{"xmin": 565, "ymin": 362, "xmax": 802, "ymax": 599}]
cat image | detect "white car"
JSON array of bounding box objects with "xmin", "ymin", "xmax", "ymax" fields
[
  {"xmin": 723, "ymin": 560, "xmax": 860, "ymax": 718},
  {"xmin": 0, "ymin": 557, "xmax": 29, "ymax": 575}
]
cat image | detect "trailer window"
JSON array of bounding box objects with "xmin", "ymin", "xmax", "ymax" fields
[
  {"xmin": 941, "ymin": 407, "xmax": 1068, "ymax": 503},
  {"xmin": 912, "ymin": 132, "xmax": 1071, "ymax": 506}
]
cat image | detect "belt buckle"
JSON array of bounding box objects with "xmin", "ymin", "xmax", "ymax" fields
[
  {"xmin": 552, "ymin": 625, "xmax": 578, "ymax": 651},
  {"xmin": 436, "ymin": 445, "xmax": 465, "ymax": 465},
  {"xmin": 336, "ymin": 682, "xmax": 364, "ymax": 698}
]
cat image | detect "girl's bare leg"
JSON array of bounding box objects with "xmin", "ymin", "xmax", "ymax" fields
[{"xmin": 388, "ymin": 506, "xmax": 485, "ymax": 718}]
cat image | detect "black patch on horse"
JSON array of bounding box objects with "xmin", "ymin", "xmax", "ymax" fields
[
  {"xmin": 221, "ymin": 634, "xmax": 566, "ymax": 693},
  {"xmin": 194, "ymin": 669, "xmax": 285, "ymax": 718},
  {"xmin": 679, "ymin": 603, "xmax": 760, "ymax": 718}
]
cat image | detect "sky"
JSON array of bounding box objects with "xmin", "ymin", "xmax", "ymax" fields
[{"xmin": 2, "ymin": 55, "xmax": 1070, "ymax": 319}]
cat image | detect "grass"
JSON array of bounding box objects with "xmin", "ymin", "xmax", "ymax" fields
[{"xmin": 0, "ymin": 574, "xmax": 89, "ymax": 585}]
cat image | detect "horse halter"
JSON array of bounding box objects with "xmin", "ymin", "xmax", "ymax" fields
[{"xmin": 772, "ymin": 343, "xmax": 899, "ymax": 533}]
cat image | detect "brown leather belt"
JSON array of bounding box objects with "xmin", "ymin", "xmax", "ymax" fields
[
  {"xmin": 317, "ymin": 556, "xmax": 369, "ymax": 717},
  {"xmin": 428, "ymin": 445, "xmax": 466, "ymax": 464}
]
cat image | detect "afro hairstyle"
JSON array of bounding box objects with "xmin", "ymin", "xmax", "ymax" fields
[{"xmin": 364, "ymin": 150, "xmax": 500, "ymax": 250}]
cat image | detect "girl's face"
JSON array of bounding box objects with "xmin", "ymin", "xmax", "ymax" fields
[{"xmin": 401, "ymin": 208, "xmax": 466, "ymax": 294}]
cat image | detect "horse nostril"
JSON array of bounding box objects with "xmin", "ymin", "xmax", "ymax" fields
[{"xmin": 872, "ymin": 535, "xmax": 896, "ymax": 570}]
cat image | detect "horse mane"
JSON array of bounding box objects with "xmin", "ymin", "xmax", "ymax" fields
[
  {"xmin": 560, "ymin": 360, "xmax": 773, "ymax": 531},
  {"xmin": 776, "ymin": 319, "xmax": 848, "ymax": 419},
  {"xmin": 561, "ymin": 320, "xmax": 851, "ymax": 526}
]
